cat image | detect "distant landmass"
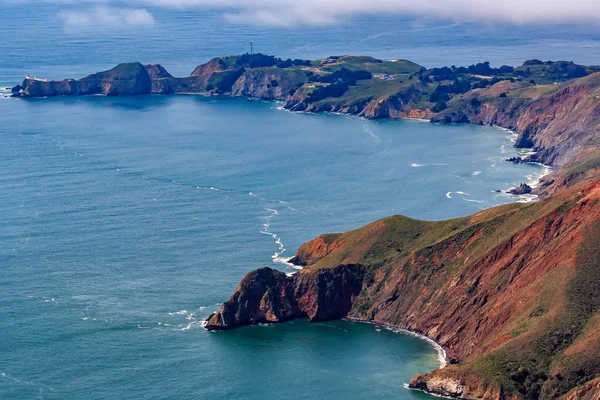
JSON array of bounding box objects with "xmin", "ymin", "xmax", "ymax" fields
[
  {"xmin": 12, "ymin": 53, "xmax": 600, "ymax": 195},
  {"xmin": 14, "ymin": 54, "xmax": 600, "ymax": 400}
]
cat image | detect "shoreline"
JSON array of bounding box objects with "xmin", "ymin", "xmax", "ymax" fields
[
  {"xmin": 204, "ymin": 314, "xmax": 450, "ymax": 396},
  {"xmin": 13, "ymin": 90, "xmax": 555, "ymax": 195},
  {"xmin": 272, "ymin": 101, "xmax": 555, "ymax": 199},
  {"xmin": 344, "ymin": 317, "xmax": 448, "ymax": 369}
]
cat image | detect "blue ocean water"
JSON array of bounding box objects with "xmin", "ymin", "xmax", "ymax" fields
[{"xmin": 0, "ymin": 4, "xmax": 594, "ymax": 400}]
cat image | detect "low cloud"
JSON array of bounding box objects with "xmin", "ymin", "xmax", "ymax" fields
[
  {"xmin": 140, "ymin": 0, "xmax": 600, "ymax": 26},
  {"xmin": 57, "ymin": 7, "xmax": 155, "ymax": 31},
  {"xmin": 7, "ymin": 0, "xmax": 600, "ymax": 27}
]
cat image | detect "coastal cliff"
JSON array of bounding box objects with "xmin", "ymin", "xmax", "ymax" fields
[
  {"xmin": 15, "ymin": 54, "xmax": 600, "ymax": 399},
  {"xmin": 206, "ymin": 178, "xmax": 600, "ymax": 400},
  {"xmin": 12, "ymin": 55, "xmax": 600, "ymax": 196},
  {"xmin": 18, "ymin": 62, "xmax": 155, "ymax": 97},
  {"xmin": 205, "ymin": 264, "xmax": 365, "ymax": 329}
]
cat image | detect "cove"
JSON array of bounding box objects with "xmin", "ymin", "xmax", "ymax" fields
[{"xmin": 0, "ymin": 94, "xmax": 543, "ymax": 399}]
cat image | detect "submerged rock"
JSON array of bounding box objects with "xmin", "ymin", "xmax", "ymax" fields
[{"xmin": 507, "ymin": 156, "xmax": 524, "ymax": 164}]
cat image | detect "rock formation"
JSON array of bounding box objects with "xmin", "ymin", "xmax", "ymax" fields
[
  {"xmin": 206, "ymin": 178, "xmax": 600, "ymax": 399},
  {"xmin": 13, "ymin": 53, "xmax": 600, "ymax": 399},
  {"xmin": 508, "ymin": 183, "xmax": 533, "ymax": 195},
  {"xmin": 205, "ymin": 264, "xmax": 365, "ymax": 330}
]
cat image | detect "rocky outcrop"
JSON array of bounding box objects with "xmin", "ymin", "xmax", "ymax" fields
[
  {"xmin": 409, "ymin": 368, "xmax": 515, "ymax": 400},
  {"xmin": 230, "ymin": 68, "xmax": 310, "ymax": 100},
  {"xmin": 144, "ymin": 64, "xmax": 172, "ymax": 79},
  {"xmin": 12, "ymin": 57, "xmax": 600, "ymax": 197},
  {"xmin": 559, "ymin": 378, "xmax": 600, "ymax": 400},
  {"xmin": 205, "ymin": 264, "xmax": 365, "ymax": 330},
  {"xmin": 288, "ymin": 234, "xmax": 343, "ymax": 267},
  {"xmin": 16, "ymin": 62, "xmax": 153, "ymax": 97},
  {"xmin": 508, "ymin": 183, "xmax": 533, "ymax": 195},
  {"xmin": 207, "ymin": 178, "xmax": 600, "ymax": 399}
]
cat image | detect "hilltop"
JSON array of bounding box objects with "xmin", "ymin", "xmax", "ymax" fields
[
  {"xmin": 206, "ymin": 178, "xmax": 600, "ymax": 399},
  {"xmin": 12, "ymin": 54, "xmax": 600, "ymax": 196},
  {"xmin": 13, "ymin": 54, "xmax": 600, "ymax": 399}
]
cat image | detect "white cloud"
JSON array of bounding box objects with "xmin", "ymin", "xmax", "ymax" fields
[
  {"xmin": 57, "ymin": 6, "xmax": 155, "ymax": 31},
  {"xmin": 6, "ymin": 0, "xmax": 600, "ymax": 27},
  {"xmin": 138, "ymin": 0, "xmax": 600, "ymax": 26}
]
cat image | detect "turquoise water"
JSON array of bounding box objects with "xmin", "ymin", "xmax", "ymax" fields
[
  {"xmin": 0, "ymin": 5, "xmax": 584, "ymax": 399},
  {"xmin": 1, "ymin": 95, "xmax": 543, "ymax": 399}
]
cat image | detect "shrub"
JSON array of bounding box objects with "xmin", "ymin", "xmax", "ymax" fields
[
  {"xmin": 307, "ymin": 81, "xmax": 350, "ymax": 102},
  {"xmin": 432, "ymin": 100, "xmax": 447, "ymax": 112},
  {"xmin": 309, "ymin": 68, "xmax": 372, "ymax": 84},
  {"xmin": 523, "ymin": 59, "xmax": 544, "ymax": 66},
  {"xmin": 470, "ymin": 97, "xmax": 482, "ymax": 107}
]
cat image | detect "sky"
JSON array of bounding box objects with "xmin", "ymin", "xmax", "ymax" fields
[{"xmin": 3, "ymin": 0, "xmax": 600, "ymax": 30}]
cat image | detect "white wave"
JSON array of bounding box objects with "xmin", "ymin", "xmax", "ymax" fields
[
  {"xmin": 178, "ymin": 321, "xmax": 205, "ymax": 331},
  {"xmin": 198, "ymin": 303, "xmax": 221, "ymax": 311},
  {"xmin": 0, "ymin": 87, "xmax": 13, "ymax": 98},
  {"xmin": 258, "ymin": 207, "xmax": 302, "ymax": 272},
  {"xmin": 403, "ymin": 383, "xmax": 455, "ymax": 398},
  {"xmin": 0, "ymin": 371, "xmax": 54, "ymax": 392},
  {"xmin": 516, "ymin": 194, "xmax": 539, "ymax": 203},
  {"xmin": 446, "ymin": 191, "xmax": 470, "ymax": 199},
  {"xmin": 463, "ymin": 198, "xmax": 484, "ymax": 204},
  {"xmin": 168, "ymin": 309, "xmax": 189, "ymax": 316},
  {"xmin": 348, "ymin": 320, "xmax": 447, "ymax": 369},
  {"xmin": 362, "ymin": 122, "xmax": 382, "ymax": 143},
  {"xmin": 472, "ymin": 170, "xmax": 481, "ymax": 176},
  {"xmin": 411, "ymin": 163, "xmax": 425, "ymax": 167},
  {"xmin": 273, "ymin": 256, "xmax": 302, "ymax": 270},
  {"xmin": 386, "ymin": 327, "xmax": 447, "ymax": 368},
  {"xmin": 525, "ymin": 163, "xmax": 552, "ymax": 189}
]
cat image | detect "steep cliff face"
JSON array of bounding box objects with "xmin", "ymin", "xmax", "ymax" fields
[
  {"xmin": 144, "ymin": 64, "xmax": 173, "ymax": 79},
  {"xmin": 409, "ymin": 367, "xmax": 515, "ymax": 400},
  {"xmin": 205, "ymin": 264, "xmax": 365, "ymax": 330},
  {"xmin": 230, "ymin": 68, "xmax": 310, "ymax": 100},
  {"xmin": 206, "ymin": 178, "xmax": 600, "ymax": 399},
  {"xmin": 18, "ymin": 62, "xmax": 153, "ymax": 97},
  {"xmin": 13, "ymin": 58, "xmax": 600, "ymax": 185},
  {"xmin": 421, "ymin": 75, "xmax": 600, "ymax": 171}
]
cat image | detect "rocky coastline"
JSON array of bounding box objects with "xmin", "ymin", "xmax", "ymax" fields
[
  {"xmin": 13, "ymin": 54, "xmax": 600, "ymax": 197},
  {"xmin": 14, "ymin": 54, "xmax": 600, "ymax": 399},
  {"xmin": 205, "ymin": 178, "xmax": 600, "ymax": 399}
]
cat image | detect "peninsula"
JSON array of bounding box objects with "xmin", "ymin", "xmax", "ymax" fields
[{"xmin": 13, "ymin": 54, "xmax": 600, "ymax": 399}]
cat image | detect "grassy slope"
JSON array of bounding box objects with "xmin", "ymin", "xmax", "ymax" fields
[{"xmin": 296, "ymin": 179, "xmax": 600, "ymax": 399}]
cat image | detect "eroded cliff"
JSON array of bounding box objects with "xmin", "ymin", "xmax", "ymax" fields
[
  {"xmin": 206, "ymin": 178, "xmax": 600, "ymax": 400},
  {"xmin": 13, "ymin": 55, "xmax": 600, "ymax": 197}
]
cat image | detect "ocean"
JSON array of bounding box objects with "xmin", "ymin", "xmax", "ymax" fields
[{"xmin": 0, "ymin": 4, "xmax": 596, "ymax": 400}]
